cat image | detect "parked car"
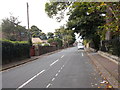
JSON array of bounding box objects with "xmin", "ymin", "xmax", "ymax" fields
[{"xmin": 77, "ymin": 42, "xmax": 84, "ymax": 50}]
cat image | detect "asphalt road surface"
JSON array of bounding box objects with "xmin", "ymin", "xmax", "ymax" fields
[{"xmin": 2, "ymin": 47, "xmax": 106, "ymax": 89}]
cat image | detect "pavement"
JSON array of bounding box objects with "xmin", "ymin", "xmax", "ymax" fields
[
  {"xmin": 85, "ymin": 48, "xmax": 120, "ymax": 88},
  {"xmin": 1, "ymin": 47, "xmax": 119, "ymax": 89}
]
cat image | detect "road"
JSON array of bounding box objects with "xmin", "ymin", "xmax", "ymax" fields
[{"xmin": 2, "ymin": 47, "xmax": 106, "ymax": 89}]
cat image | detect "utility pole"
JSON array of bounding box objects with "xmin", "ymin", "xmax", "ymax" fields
[
  {"xmin": 27, "ymin": 2, "xmax": 32, "ymax": 46},
  {"xmin": 27, "ymin": 2, "xmax": 32, "ymax": 58},
  {"xmin": 27, "ymin": 2, "xmax": 29, "ymax": 30}
]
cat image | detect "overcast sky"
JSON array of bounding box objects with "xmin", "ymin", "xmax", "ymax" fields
[{"xmin": 0, "ymin": 0, "xmax": 68, "ymax": 34}]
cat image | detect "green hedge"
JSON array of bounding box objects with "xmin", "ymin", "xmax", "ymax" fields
[
  {"xmin": 2, "ymin": 40, "xmax": 30, "ymax": 64},
  {"xmin": 100, "ymin": 38, "xmax": 120, "ymax": 57}
]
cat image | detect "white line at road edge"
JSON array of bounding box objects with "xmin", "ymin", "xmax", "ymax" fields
[
  {"xmin": 50, "ymin": 59, "xmax": 59, "ymax": 66},
  {"xmin": 46, "ymin": 83, "xmax": 51, "ymax": 88},
  {"xmin": 82, "ymin": 53, "xmax": 84, "ymax": 56},
  {"xmin": 17, "ymin": 70, "xmax": 45, "ymax": 89},
  {"xmin": 61, "ymin": 55, "xmax": 64, "ymax": 58}
]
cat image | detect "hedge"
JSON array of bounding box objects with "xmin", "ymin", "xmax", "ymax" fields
[
  {"xmin": 1, "ymin": 39, "xmax": 30, "ymax": 64},
  {"xmin": 100, "ymin": 38, "xmax": 120, "ymax": 57}
]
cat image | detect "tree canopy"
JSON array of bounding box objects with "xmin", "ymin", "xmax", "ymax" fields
[{"xmin": 2, "ymin": 16, "xmax": 28, "ymax": 41}]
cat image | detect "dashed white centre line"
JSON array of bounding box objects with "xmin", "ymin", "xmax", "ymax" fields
[
  {"xmin": 46, "ymin": 83, "xmax": 51, "ymax": 88},
  {"xmin": 17, "ymin": 70, "xmax": 45, "ymax": 89},
  {"xmin": 81, "ymin": 53, "xmax": 84, "ymax": 56},
  {"xmin": 55, "ymin": 73, "xmax": 58, "ymax": 76},
  {"xmin": 61, "ymin": 55, "xmax": 64, "ymax": 58},
  {"xmin": 58, "ymin": 70, "xmax": 61, "ymax": 73},
  {"xmin": 50, "ymin": 59, "xmax": 59, "ymax": 66},
  {"xmin": 52, "ymin": 78, "xmax": 55, "ymax": 81}
]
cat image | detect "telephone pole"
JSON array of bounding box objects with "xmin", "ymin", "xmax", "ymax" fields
[
  {"xmin": 27, "ymin": 2, "xmax": 29, "ymax": 30},
  {"xmin": 27, "ymin": 2, "xmax": 32, "ymax": 48}
]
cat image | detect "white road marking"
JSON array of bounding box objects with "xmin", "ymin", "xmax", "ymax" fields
[
  {"xmin": 17, "ymin": 70, "xmax": 45, "ymax": 89},
  {"xmin": 81, "ymin": 53, "xmax": 84, "ymax": 56},
  {"xmin": 50, "ymin": 59, "xmax": 59, "ymax": 66},
  {"xmin": 46, "ymin": 83, "xmax": 51, "ymax": 88},
  {"xmin": 61, "ymin": 55, "xmax": 64, "ymax": 58},
  {"xmin": 62, "ymin": 65, "xmax": 64, "ymax": 68},
  {"xmin": 58, "ymin": 70, "xmax": 61, "ymax": 73},
  {"xmin": 52, "ymin": 78, "xmax": 55, "ymax": 81},
  {"xmin": 55, "ymin": 73, "xmax": 58, "ymax": 76},
  {"xmin": 61, "ymin": 67, "xmax": 63, "ymax": 70}
]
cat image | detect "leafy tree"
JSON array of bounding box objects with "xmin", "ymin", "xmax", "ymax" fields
[
  {"xmin": 30, "ymin": 25, "xmax": 42, "ymax": 37},
  {"xmin": 2, "ymin": 16, "xmax": 28, "ymax": 41},
  {"xmin": 54, "ymin": 38, "xmax": 63, "ymax": 48},
  {"xmin": 39, "ymin": 32, "xmax": 47, "ymax": 40},
  {"xmin": 47, "ymin": 38, "xmax": 63, "ymax": 48},
  {"xmin": 54, "ymin": 27, "xmax": 75, "ymax": 47},
  {"xmin": 47, "ymin": 32, "xmax": 54, "ymax": 39},
  {"xmin": 45, "ymin": 2, "xmax": 107, "ymax": 50},
  {"xmin": 47, "ymin": 38, "xmax": 54, "ymax": 44}
]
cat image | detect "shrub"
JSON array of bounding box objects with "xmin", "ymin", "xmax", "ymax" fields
[
  {"xmin": 2, "ymin": 39, "xmax": 30, "ymax": 64},
  {"xmin": 43, "ymin": 43, "xmax": 50, "ymax": 46},
  {"xmin": 100, "ymin": 38, "xmax": 120, "ymax": 57}
]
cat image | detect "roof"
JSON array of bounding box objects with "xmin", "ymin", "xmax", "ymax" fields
[
  {"xmin": 32, "ymin": 37, "xmax": 43, "ymax": 43},
  {"xmin": 32, "ymin": 37, "xmax": 48, "ymax": 44}
]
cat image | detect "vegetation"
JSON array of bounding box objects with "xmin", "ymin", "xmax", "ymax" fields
[
  {"xmin": 55, "ymin": 26, "xmax": 75, "ymax": 47},
  {"xmin": 47, "ymin": 32, "xmax": 54, "ymax": 39},
  {"xmin": 30, "ymin": 25, "xmax": 42, "ymax": 37},
  {"xmin": 45, "ymin": 2, "xmax": 120, "ymax": 52},
  {"xmin": 2, "ymin": 39, "xmax": 30, "ymax": 64},
  {"xmin": 47, "ymin": 37, "xmax": 63, "ymax": 48},
  {"xmin": 2, "ymin": 16, "xmax": 28, "ymax": 41}
]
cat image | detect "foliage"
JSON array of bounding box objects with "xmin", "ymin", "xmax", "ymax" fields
[
  {"xmin": 39, "ymin": 32, "xmax": 47, "ymax": 40},
  {"xmin": 47, "ymin": 32, "xmax": 54, "ymax": 39},
  {"xmin": 36, "ymin": 42, "xmax": 42, "ymax": 45},
  {"xmin": 2, "ymin": 39, "xmax": 30, "ymax": 64},
  {"xmin": 30, "ymin": 25, "xmax": 42, "ymax": 37},
  {"xmin": 54, "ymin": 38, "xmax": 63, "ymax": 47},
  {"xmin": 43, "ymin": 43, "xmax": 50, "ymax": 46},
  {"xmin": 55, "ymin": 26, "xmax": 75, "ymax": 46},
  {"xmin": 47, "ymin": 38, "xmax": 63, "ymax": 48},
  {"xmin": 100, "ymin": 38, "xmax": 120, "ymax": 56},
  {"xmin": 2, "ymin": 16, "xmax": 28, "ymax": 41},
  {"xmin": 45, "ymin": 2, "xmax": 107, "ymax": 50},
  {"xmin": 47, "ymin": 38, "xmax": 54, "ymax": 43},
  {"xmin": 45, "ymin": 2, "xmax": 71, "ymax": 22}
]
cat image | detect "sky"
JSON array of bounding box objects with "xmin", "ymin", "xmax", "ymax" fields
[{"xmin": 0, "ymin": 0, "xmax": 68, "ymax": 34}]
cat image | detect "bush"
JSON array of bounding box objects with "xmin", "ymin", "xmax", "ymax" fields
[
  {"xmin": 100, "ymin": 38, "xmax": 120, "ymax": 57},
  {"xmin": 43, "ymin": 43, "xmax": 50, "ymax": 46},
  {"xmin": 2, "ymin": 39, "xmax": 30, "ymax": 64}
]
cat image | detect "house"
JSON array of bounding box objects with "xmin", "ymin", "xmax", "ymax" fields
[{"xmin": 32, "ymin": 37, "xmax": 48, "ymax": 45}]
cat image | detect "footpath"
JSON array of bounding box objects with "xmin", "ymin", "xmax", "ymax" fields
[{"xmin": 85, "ymin": 48, "xmax": 120, "ymax": 89}]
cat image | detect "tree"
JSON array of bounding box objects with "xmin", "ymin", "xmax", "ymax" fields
[
  {"xmin": 54, "ymin": 26, "xmax": 75, "ymax": 47},
  {"xmin": 47, "ymin": 32, "xmax": 54, "ymax": 39},
  {"xmin": 30, "ymin": 25, "xmax": 42, "ymax": 37},
  {"xmin": 47, "ymin": 38, "xmax": 63, "ymax": 48},
  {"xmin": 2, "ymin": 16, "xmax": 28, "ymax": 41},
  {"xmin": 45, "ymin": 2, "xmax": 107, "ymax": 50},
  {"xmin": 54, "ymin": 38, "xmax": 63, "ymax": 48},
  {"xmin": 39, "ymin": 32, "xmax": 47, "ymax": 40}
]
